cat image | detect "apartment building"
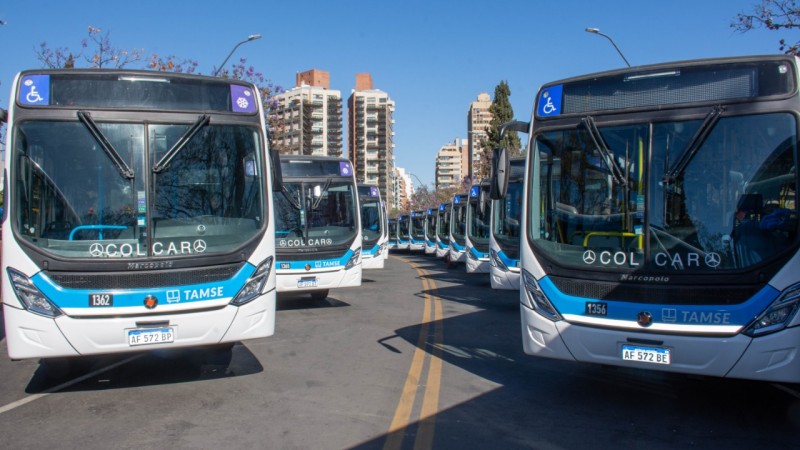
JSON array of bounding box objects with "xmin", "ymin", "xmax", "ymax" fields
[
  {"xmin": 270, "ymin": 69, "xmax": 343, "ymax": 156},
  {"xmin": 467, "ymin": 92, "xmax": 493, "ymax": 180},
  {"xmin": 435, "ymin": 138, "xmax": 469, "ymax": 191},
  {"xmin": 394, "ymin": 166, "xmax": 412, "ymax": 213},
  {"xmin": 347, "ymin": 73, "xmax": 396, "ymax": 208}
]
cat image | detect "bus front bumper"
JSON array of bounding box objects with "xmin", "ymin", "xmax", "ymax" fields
[
  {"xmin": 520, "ymin": 304, "xmax": 800, "ymax": 383},
  {"xmin": 3, "ymin": 292, "xmax": 275, "ymax": 360}
]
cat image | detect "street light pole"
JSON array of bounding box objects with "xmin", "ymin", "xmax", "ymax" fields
[
  {"xmin": 585, "ymin": 27, "xmax": 631, "ymax": 68},
  {"xmin": 213, "ymin": 34, "xmax": 262, "ymax": 76}
]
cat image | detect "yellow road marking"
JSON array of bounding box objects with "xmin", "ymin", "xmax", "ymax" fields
[{"xmin": 384, "ymin": 256, "xmax": 444, "ymax": 450}]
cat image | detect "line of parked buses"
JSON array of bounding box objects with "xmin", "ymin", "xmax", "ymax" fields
[{"xmin": 387, "ymin": 157, "xmax": 525, "ymax": 290}]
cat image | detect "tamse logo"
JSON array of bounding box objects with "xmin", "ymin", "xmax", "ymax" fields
[{"xmin": 89, "ymin": 293, "xmax": 113, "ymax": 307}]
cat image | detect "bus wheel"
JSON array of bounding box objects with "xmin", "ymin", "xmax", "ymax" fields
[{"xmin": 310, "ymin": 289, "xmax": 329, "ymax": 301}]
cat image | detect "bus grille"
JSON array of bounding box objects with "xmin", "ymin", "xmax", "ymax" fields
[
  {"xmin": 549, "ymin": 276, "xmax": 761, "ymax": 305},
  {"xmin": 45, "ymin": 263, "xmax": 244, "ymax": 290}
]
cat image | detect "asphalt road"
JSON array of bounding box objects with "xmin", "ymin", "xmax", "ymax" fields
[{"xmin": 0, "ymin": 253, "xmax": 798, "ymax": 449}]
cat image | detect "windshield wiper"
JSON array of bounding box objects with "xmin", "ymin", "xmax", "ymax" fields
[
  {"xmin": 663, "ymin": 105, "xmax": 724, "ymax": 184},
  {"xmin": 77, "ymin": 111, "xmax": 134, "ymax": 179},
  {"xmin": 311, "ymin": 178, "xmax": 332, "ymax": 210},
  {"xmin": 581, "ymin": 116, "xmax": 627, "ymax": 187},
  {"xmin": 281, "ymin": 185, "xmax": 303, "ymax": 210},
  {"xmin": 152, "ymin": 114, "xmax": 210, "ymax": 173}
]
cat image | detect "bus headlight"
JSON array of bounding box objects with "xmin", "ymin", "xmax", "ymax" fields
[
  {"xmin": 345, "ymin": 247, "xmax": 362, "ymax": 270},
  {"xmin": 521, "ymin": 269, "xmax": 562, "ymax": 322},
  {"xmin": 744, "ymin": 283, "xmax": 800, "ymax": 337},
  {"xmin": 467, "ymin": 246, "xmax": 479, "ymax": 261},
  {"xmin": 231, "ymin": 256, "xmax": 273, "ymax": 306},
  {"xmin": 490, "ymin": 249, "xmax": 509, "ymax": 271},
  {"xmin": 7, "ymin": 268, "xmax": 63, "ymax": 317}
]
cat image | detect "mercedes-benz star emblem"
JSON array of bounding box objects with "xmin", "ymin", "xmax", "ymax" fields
[
  {"xmin": 583, "ymin": 250, "xmax": 597, "ymax": 265},
  {"xmin": 193, "ymin": 240, "xmax": 207, "ymax": 253},
  {"xmin": 705, "ymin": 252, "xmax": 721, "ymax": 268},
  {"xmin": 89, "ymin": 243, "xmax": 104, "ymax": 257},
  {"xmin": 637, "ymin": 311, "xmax": 654, "ymax": 327}
]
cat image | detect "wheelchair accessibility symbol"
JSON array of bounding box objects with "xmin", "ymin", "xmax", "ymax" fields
[
  {"xmin": 542, "ymin": 96, "xmax": 556, "ymax": 114},
  {"xmin": 26, "ymin": 86, "xmax": 44, "ymax": 103},
  {"xmin": 21, "ymin": 76, "xmax": 49, "ymax": 105}
]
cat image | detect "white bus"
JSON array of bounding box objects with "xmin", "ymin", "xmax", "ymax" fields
[
  {"xmin": 358, "ymin": 184, "xmax": 387, "ymax": 269},
  {"xmin": 275, "ymin": 155, "xmax": 362, "ymax": 300},
  {"xmin": 435, "ymin": 203, "xmax": 451, "ymax": 259},
  {"xmin": 449, "ymin": 193, "xmax": 469, "ymax": 264},
  {"xmin": 424, "ymin": 208, "xmax": 437, "ymax": 255},
  {"xmin": 397, "ymin": 214, "xmax": 410, "ymax": 250},
  {"xmin": 2, "ymin": 69, "xmax": 278, "ymax": 360},
  {"xmin": 409, "ymin": 210, "xmax": 426, "ymax": 252},
  {"xmin": 489, "ymin": 157, "xmax": 525, "ymax": 290},
  {"xmin": 388, "ymin": 217, "xmax": 398, "ymax": 251},
  {"xmin": 466, "ymin": 182, "xmax": 491, "ymax": 273},
  {"xmin": 491, "ymin": 55, "xmax": 800, "ymax": 382}
]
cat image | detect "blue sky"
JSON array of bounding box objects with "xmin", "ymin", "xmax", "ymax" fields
[{"xmin": 0, "ymin": 0, "xmax": 794, "ymax": 187}]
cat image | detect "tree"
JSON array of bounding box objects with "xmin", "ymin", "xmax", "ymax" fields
[
  {"xmin": 732, "ymin": 0, "xmax": 800, "ymax": 55},
  {"xmin": 478, "ymin": 81, "xmax": 521, "ymax": 180},
  {"xmin": 36, "ymin": 26, "xmax": 143, "ymax": 68},
  {"xmin": 33, "ymin": 26, "xmax": 283, "ymax": 146}
]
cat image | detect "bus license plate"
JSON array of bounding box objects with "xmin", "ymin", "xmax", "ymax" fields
[
  {"xmin": 128, "ymin": 327, "xmax": 175, "ymax": 347},
  {"xmin": 297, "ymin": 278, "xmax": 318, "ymax": 288},
  {"xmin": 622, "ymin": 345, "xmax": 670, "ymax": 365}
]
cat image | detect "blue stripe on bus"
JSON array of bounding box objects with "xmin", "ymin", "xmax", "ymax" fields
[
  {"xmin": 277, "ymin": 249, "xmax": 354, "ymax": 271},
  {"xmin": 363, "ymin": 244, "xmax": 381, "ymax": 256},
  {"xmin": 497, "ymin": 250, "xmax": 519, "ymax": 269},
  {"xmin": 469, "ymin": 246, "xmax": 487, "ymax": 259},
  {"xmin": 451, "ymin": 241, "xmax": 465, "ymax": 251},
  {"xmin": 538, "ymin": 275, "xmax": 780, "ymax": 327},
  {"xmin": 35, "ymin": 263, "xmax": 257, "ymax": 309}
]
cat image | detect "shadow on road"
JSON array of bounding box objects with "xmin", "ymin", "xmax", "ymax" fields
[
  {"xmin": 25, "ymin": 343, "xmax": 263, "ymax": 394},
  {"xmin": 357, "ymin": 252, "xmax": 800, "ymax": 450}
]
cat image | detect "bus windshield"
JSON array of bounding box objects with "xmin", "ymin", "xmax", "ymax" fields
[
  {"xmin": 427, "ymin": 212, "xmax": 438, "ymax": 240},
  {"xmin": 359, "ymin": 195, "xmax": 383, "ymax": 245},
  {"xmin": 493, "ymin": 179, "xmax": 523, "ymax": 255},
  {"xmin": 411, "ymin": 213, "xmax": 425, "ymax": 240},
  {"xmin": 468, "ymin": 190, "xmax": 491, "ymax": 251},
  {"xmin": 531, "ymin": 112, "xmax": 798, "ymax": 272},
  {"xmin": 437, "ymin": 205, "xmax": 451, "ymax": 244},
  {"xmin": 14, "ymin": 120, "xmax": 264, "ymax": 258},
  {"xmin": 276, "ymin": 180, "xmax": 357, "ymax": 248},
  {"xmin": 452, "ymin": 201, "xmax": 468, "ymax": 244},
  {"xmin": 398, "ymin": 216, "xmax": 410, "ymax": 238}
]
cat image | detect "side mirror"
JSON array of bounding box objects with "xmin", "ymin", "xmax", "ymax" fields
[
  {"xmin": 270, "ymin": 147, "xmax": 283, "ymax": 193},
  {"xmin": 490, "ymin": 147, "xmax": 509, "ymax": 200},
  {"xmin": 479, "ymin": 184, "xmax": 490, "ymax": 215}
]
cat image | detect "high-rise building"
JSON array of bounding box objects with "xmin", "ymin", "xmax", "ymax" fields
[
  {"xmin": 394, "ymin": 166, "xmax": 412, "ymax": 213},
  {"xmin": 347, "ymin": 73, "xmax": 396, "ymax": 208},
  {"xmin": 270, "ymin": 69, "xmax": 343, "ymax": 156},
  {"xmin": 467, "ymin": 92, "xmax": 493, "ymax": 180},
  {"xmin": 435, "ymin": 138, "xmax": 468, "ymax": 191}
]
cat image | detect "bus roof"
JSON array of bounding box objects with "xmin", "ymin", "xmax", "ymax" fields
[
  {"xmin": 279, "ymin": 155, "xmax": 355, "ymax": 178},
  {"xmin": 535, "ymin": 55, "xmax": 797, "ymax": 119},
  {"xmin": 14, "ymin": 69, "xmax": 260, "ymax": 114}
]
